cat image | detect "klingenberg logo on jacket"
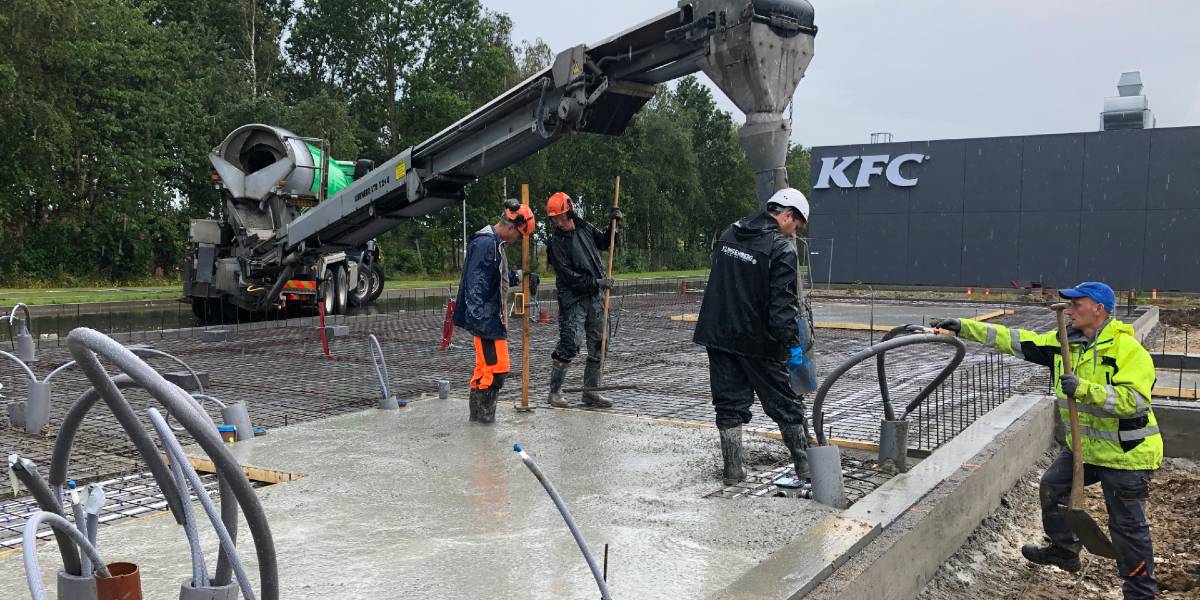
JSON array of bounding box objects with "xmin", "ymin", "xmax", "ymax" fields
[{"xmin": 720, "ymin": 245, "xmax": 757, "ymax": 265}]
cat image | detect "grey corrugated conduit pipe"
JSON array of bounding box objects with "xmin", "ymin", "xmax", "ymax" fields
[
  {"xmin": 149, "ymin": 408, "xmax": 256, "ymax": 600},
  {"xmin": 514, "ymin": 444, "xmax": 613, "ymax": 600},
  {"xmin": 367, "ymin": 334, "xmax": 399, "ymax": 409},
  {"xmin": 149, "ymin": 407, "xmax": 211, "ymax": 587},
  {"xmin": 47, "ymin": 371, "xmax": 239, "ymax": 585},
  {"xmin": 812, "ymin": 332, "xmax": 966, "ymax": 446},
  {"xmin": 9, "ymin": 455, "xmax": 82, "ymax": 575},
  {"xmin": 806, "ymin": 331, "xmax": 966, "ymax": 507},
  {"xmin": 49, "ymin": 374, "xmax": 189, "ymax": 525},
  {"xmin": 66, "ymin": 328, "xmax": 278, "ymax": 600},
  {"xmin": 23, "ymin": 511, "xmax": 111, "ymax": 600}
]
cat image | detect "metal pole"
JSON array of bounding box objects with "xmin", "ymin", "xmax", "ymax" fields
[
  {"xmin": 827, "ymin": 238, "xmax": 834, "ymax": 290},
  {"xmin": 462, "ymin": 199, "xmax": 468, "ymax": 261}
]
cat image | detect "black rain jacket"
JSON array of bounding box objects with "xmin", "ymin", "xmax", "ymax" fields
[
  {"xmin": 693, "ymin": 210, "xmax": 800, "ymax": 361},
  {"xmin": 547, "ymin": 217, "xmax": 613, "ymax": 299}
]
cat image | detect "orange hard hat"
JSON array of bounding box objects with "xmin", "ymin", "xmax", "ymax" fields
[
  {"xmin": 503, "ymin": 199, "xmax": 536, "ymax": 237},
  {"xmin": 546, "ymin": 192, "xmax": 572, "ymax": 217}
]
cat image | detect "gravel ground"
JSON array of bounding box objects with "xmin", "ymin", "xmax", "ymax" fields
[{"xmin": 919, "ymin": 452, "xmax": 1200, "ymax": 600}]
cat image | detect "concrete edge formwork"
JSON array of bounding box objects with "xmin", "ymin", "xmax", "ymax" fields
[
  {"xmin": 712, "ymin": 393, "xmax": 1054, "ymax": 600},
  {"xmin": 1156, "ymin": 399, "xmax": 1200, "ymax": 459},
  {"xmin": 1153, "ymin": 351, "xmax": 1200, "ymax": 371}
]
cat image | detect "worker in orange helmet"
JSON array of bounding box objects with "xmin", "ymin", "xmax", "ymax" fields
[
  {"xmin": 544, "ymin": 191, "xmax": 623, "ymax": 408},
  {"xmin": 452, "ymin": 199, "xmax": 536, "ymax": 424}
]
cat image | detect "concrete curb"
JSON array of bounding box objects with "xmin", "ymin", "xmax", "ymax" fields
[
  {"xmin": 804, "ymin": 396, "xmax": 1055, "ymax": 600},
  {"xmin": 713, "ymin": 393, "xmax": 1052, "ymax": 600},
  {"xmin": 1132, "ymin": 305, "xmax": 1159, "ymax": 343}
]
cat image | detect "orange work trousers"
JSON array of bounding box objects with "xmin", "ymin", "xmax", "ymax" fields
[{"xmin": 470, "ymin": 336, "xmax": 510, "ymax": 390}]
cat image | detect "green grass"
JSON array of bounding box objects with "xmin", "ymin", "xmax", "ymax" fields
[
  {"xmin": 0, "ymin": 286, "xmax": 182, "ymax": 306},
  {"xmin": 0, "ymin": 269, "xmax": 713, "ymax": 306},
  {"xmin": 383, "ymin": 268, "xmax": 709, "ymax": 290}
]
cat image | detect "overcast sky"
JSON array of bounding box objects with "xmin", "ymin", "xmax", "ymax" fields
[{"xmin": 482, "ymin": 0, "xmax": 1200, "ymax": 148}]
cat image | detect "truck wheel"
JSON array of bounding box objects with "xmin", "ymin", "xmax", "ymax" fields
[
  {"xmin": 321, "ymin": 267, "xmax": 337, "ymax": 315},
  {"xmin": 349, "ymin": 264, "xmax": 371, "ymax": 307},
  {"xmin": 366, "ymin": 264, "xmax": 385, "ymax": 304},
  {"xmin": 333, "ymin": 264, "xmax": 349, "ymax": 314}
]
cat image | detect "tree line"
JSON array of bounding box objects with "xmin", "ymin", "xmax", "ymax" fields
[{"xmin": 0, "ymin": 0, "xmax": 811, "ymax": 286}]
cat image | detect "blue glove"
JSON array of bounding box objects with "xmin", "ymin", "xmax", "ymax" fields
[
  {"xmin": 1060, "ymin": 374, "xmax": 1080, "ymax": 398},
  {"xmin": 788, "ymin": 346, "xmax": 806, "ymax": 370}
]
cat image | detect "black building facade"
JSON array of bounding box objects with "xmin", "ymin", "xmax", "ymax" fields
[{"xmin": 807, "ymin": 126, "xmax": 1200, "ymax": 291}]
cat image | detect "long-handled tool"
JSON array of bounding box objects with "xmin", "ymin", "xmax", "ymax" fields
[
  {"xmin": 1052, "ymin": 303, "xmax": 1120, "ymax": 559},
  {"xmin": 597, "ymin": 177, "xmax": 620, "ymax": 380},
  {"xmin": 577, "ymin": 176, "xmax": 637, "ymax": 396},
  {"xmin": 517, "ymin": 183, "xmax": 534, "ymax": 412}
]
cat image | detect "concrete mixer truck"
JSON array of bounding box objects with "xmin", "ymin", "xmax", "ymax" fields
[{"xmin": 184, "ymin": 0, "xmax": 818, "ymax": 321}]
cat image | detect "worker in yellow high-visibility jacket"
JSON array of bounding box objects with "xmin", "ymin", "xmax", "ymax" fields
[{"xmin": 934, "ymin": 282, "xmax": 1161, "ymax": 600}]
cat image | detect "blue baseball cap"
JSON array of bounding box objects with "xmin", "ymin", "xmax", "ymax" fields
[{"xmin": 1059, "ymin": 281, "xmax": 1116, "ymax": 313}]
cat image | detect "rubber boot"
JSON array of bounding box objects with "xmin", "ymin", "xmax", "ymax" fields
[
  {"xmin": 478, "ymin": 387, "xmax": 498, "ymax": 424},
  {"xmin": 581, "ymin": 360, "xmax": 613, "ymax": 408},
  {"xmin": 547, "ymin": 359, "xmax": 570, "ymax": 408},
  {"xmin": 719, "ymin": 426, "xmax": 746, "ymax": 485},
  {"xmin": 468, "ymin": 388, "xmax": 482, "ymax": 422},
  {"xmin": 1021, "ymin": 542, "xmax": 1081, "ymax": 573},
  {"xmin": 779, "ymin": 423, "xmax": 811, "ymax": 481}
]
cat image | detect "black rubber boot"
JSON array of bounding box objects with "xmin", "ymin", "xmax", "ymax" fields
[
  {"xmin": 468, "ymin": 388, "xmax": 482, "ymax": 422},
  {"xmin": 547, "ymin": 359, "xmax": 570, "ymax": 408},
  {"xmin": 478, "ymin": 387, "xmax": 498, "ymax": 424},
  {"xmin": 719, "ymin": 426, "xmax": 746, "ymax": 485},
  {"xmin": 779, "ymin": 423, "xmax": 811, "ymax": 481},
  {"xmin": 1021, "ymin": 542, "xmax": 1081, "ymax": 573},
  {"xmin": 581, "ymin": 360, "xmax": 613, "ymax": 408}
]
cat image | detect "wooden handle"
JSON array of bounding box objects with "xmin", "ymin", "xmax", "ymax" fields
[
  {"xmin": 1054, "ymin": 305, "xmax": 1084, "ymax": 509},
  {"xmin": 598, "ymin": 176, "xmax": 620, "ymax": 370},
  {"xmin": 520, "ymin": 184, "xmax": 531, "ymax": 411}
]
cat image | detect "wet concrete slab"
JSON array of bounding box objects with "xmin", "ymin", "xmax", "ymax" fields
[{"xmin": 1, "ymin": 398, "xmax": 838, "ymax": 599}]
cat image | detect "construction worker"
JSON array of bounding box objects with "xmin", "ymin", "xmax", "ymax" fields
[
  {"xmin": 693, "ymin": 188, "xmax": 813, "ymax": 486},
  {"xmin": 543, "ymin": 191, "xmax": 622, "ymax": 408},
  {"xmin": 933, "ymin": 281, "xmax": 1161, "ymax": 599},
  {"xmin": 452, "ymin": 199, "xmax": 536, "ymax": 424}
]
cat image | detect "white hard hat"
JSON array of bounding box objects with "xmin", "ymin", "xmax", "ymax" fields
[{"xmin": 767, "ymin": 188, "xmax": 809, "ymax": 222}]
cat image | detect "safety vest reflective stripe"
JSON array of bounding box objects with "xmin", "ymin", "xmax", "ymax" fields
[
  {"xmin": 1079, "ymin": 424, "xmax": 1160, "ymax": 442},
  {"xmin": 1098, "ymin": 385, "xmax": 1150, "ymax": 416},
  {"xmin": 984, "ymin": 325, "xmax": 997, "ymax": 347},
  {"xmin": 1010, "ymin": 329, "xmax": 1024, "ymax": 359},
  {"xmin": 1056, "ymin": 398, "xmax": 1151, "ymax": 419}
]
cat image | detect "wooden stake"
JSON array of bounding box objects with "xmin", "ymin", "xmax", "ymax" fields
[
  {"xmin": 599, "ymin": 176, "xmax": 620, "ymax": 379},
  {"xmin": 519, "ymin": 183, "xmax": 533, "ymax": 412}
]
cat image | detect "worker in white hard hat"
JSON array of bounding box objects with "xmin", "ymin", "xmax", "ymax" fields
[{"xmin": 693, "ymin": 188, "xmax": 813, "ymax": 487}]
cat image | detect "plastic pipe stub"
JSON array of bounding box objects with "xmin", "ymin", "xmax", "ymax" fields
[{"xmin": 179, "ymin": 580, "xmax": 239, "ymax": 600}]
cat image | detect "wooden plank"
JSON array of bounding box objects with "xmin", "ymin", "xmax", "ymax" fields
[
  {"xmin": 1153, "ymin": 386, "xmax": 1199, "ymax": 400},
  {"xmin": 178, "ymin": 454, "xmax": 304, "ymax": 485}
]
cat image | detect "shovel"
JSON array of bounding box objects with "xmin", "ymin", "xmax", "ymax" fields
[{"xmin": 1052, "ymin": 303, "xmax": 1120, "ymax": 560}]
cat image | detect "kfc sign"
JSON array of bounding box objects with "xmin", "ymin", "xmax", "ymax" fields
[{"xmin": 814, "ymin": 154, "xmax": 928, "ymax": 189}]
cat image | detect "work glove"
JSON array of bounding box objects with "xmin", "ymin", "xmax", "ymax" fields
[
  {"xmin": 930, "ymin": 318, "xmax": 961, "ymax": 333},
  {"xmin": 611, "ymin": 207, "xmax": 624, "ymax": 222},
  {"xmin": 1060, "ymin": 374, "xmax": 1081, "ymax": 399},
  {"xmin": 595, "ymin": 277, "xmax": 614, "ymax": 290},
  {"xmin": 788, "ymin": 345, "xmax": 807, "ymax": 370}
]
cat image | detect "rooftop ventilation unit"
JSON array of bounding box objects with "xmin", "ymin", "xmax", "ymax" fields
[{"xmin": 1101, "ymin": 71, "xmax": 1155, "ymax": 131}]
